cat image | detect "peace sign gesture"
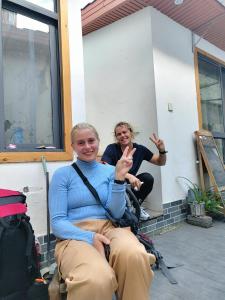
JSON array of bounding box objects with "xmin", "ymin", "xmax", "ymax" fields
[
  {"xmin": 149, "ymin": 133, "xmax": 165, "ymax": 152},
  {"xmin": 115, "ymin": 146, "xmax": 136, "ymax": 180}
]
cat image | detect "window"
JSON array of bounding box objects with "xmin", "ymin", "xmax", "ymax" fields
[
  {"xmin": 24, "ymin": 0, "xmax": 56, "ymax": 12},
  {"xmin": 196, "ymin": 49, "xmax": 225, "ymax": 161},
  {"xmin": 0, "ymin": 0, "xmax": 72, "ymax": 162}
]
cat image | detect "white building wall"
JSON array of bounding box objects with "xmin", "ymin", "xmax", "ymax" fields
[
  {"xmin": 83, "ymin": 8, "xmax": 158, "ymax": 153},
  {"xmin": 150, "ymin": 7, "xmax": 225, "ymax": 204},
  {"xmin": 0, "ymin": 0, "xmax": 86, "ymax": 236},
  {"xmin": 83, "ymin": 6, "xmax": 225, "ymax": 209},
  {"xmin": 83, "ymin": 8, "xmax": 163, "ymax": 214},
  {"xmin": 150, "ymin": 7, "xmax": 199, "ymax": 204}
]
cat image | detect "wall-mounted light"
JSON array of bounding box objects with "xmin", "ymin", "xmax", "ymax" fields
[{"xmin": 174, "ymin": 0, "xmax": 184, "ymax": 5}]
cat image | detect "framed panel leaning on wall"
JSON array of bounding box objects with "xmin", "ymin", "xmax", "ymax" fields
[{"xmin": 195, "ymin": 129, "xmax": 225, "ymax": 215}]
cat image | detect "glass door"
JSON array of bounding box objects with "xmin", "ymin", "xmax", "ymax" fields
[{"xmin": 198, "ymin": 54, "xmax": 225, "ymax": 161}]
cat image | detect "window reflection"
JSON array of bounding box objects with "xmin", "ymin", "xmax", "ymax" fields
[
  {"xmin": 198, "ymin": 58, "xmax": 224, "ymax": 133},
  {"xmin": 198, "ymin": 54, "xmax": 225, "ymax": 162},
  {"xmin": 2, "ymin": 9, "xmax": 54, "ymax": 148},
  {"xmin": 25, "ymin": 0, "xmax": 55, "ymax": 12},
  {"xmin": 16, "ymin": 14, "xmax": 49, "ymax": 32}
]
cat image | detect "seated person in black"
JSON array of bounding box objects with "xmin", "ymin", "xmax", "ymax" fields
[{"xmin": 102, "ymin": 121, "xmax": 167, "ymax": 220}]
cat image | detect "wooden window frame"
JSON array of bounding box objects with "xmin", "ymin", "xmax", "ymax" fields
[{"xmin": 0, "ymin": 0, "xmax": 72, "ymax": 163}]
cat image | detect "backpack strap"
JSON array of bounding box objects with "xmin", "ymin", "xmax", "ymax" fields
[
  {"xmin": 0, "ymin": 217, "xmax": 12, "ymax": 240},
  {"xmin": 0, "ymin": 222, "xmax": 4, "ymax": 241},
  {"xmin": 21, "ymin": 216, "xmax": 33, "ymax": 255},
  {"xmin": 0, "ymin": 216, "xmax": 21, "ymax": 279},
  {"xmin": 20, "ymin": 215, "xmax": 36, "ymax": 274}
]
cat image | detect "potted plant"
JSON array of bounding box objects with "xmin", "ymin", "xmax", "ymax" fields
[
  {"xmin": 203, "ymin": 189, "xmax": 224, "ymax": 219},
  {"xmin": 186, "ymin": 182, "xmax": 206, "ymax": 217},
  {"xmin": 178, "ymin": 177, "xmax": 221, "ymax": 217}
]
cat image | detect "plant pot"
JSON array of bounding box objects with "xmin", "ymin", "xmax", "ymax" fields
[{"xmin": 189, "ymin": 203, "xmax": 205, "ymax": 217}]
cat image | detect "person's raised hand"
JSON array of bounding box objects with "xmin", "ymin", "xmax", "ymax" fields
[
  {"xmin": 126, "ymin": 173, "xmax": 143, "ymax": 190},
  {"xmin": 93, "ymin": 233, "xmax": 110, "ymax": 258},
  {"xmin": 149, "ymin": 133, "xmax": 165, "ymax": 152},
  {"xmin": 115, "ymin": 146, "xmax": 136, "ymax": 180}
]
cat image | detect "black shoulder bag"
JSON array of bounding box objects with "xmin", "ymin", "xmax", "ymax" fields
[{"xmin": 71, "ymin": 163, "xmax": 139, "ymax": 234}]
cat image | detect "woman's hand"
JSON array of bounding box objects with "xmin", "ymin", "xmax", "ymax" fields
[
  {"xmin": 115, "ymin": 146, "xmax": 136, "ymax": 180},
  {"xmin": 126, "ymin": 173, "xmax": 142, "ymax": 190},
  {"xmin": 149, "ymin": 133, "xmax": 165, "ymax": 152},
  {"xmin": 93, "ymin": 233, "xmax": 110, "ymax": 258}
]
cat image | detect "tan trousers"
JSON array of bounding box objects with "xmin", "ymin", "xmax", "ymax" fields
[{"xmin": 55, "ymin": 220, "xmax": 155, "ymax": 300}]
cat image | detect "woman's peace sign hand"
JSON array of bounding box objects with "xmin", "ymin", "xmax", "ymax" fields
[
  {"xmin": 149, "ymin": 133, "xmax": 165, "ymax": 152},
  {"xmin": 115, "ymin": 146, "xmax": 136, "ymax": 181}
]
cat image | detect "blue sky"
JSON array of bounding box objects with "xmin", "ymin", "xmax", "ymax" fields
[{"xmin": 79, "ymin": 0, "xmax": 95, "ymax": 9}]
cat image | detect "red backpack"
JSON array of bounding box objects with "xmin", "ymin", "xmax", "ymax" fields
[
  {"xmin": 0, "ymin": 188, "xmax": 27, "ymax": 217},
  {"xmin": 0, "ymin": 188, "xmax": 41, "ymax": 299}
]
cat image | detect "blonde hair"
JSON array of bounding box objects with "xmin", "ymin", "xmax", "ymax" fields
[
  {"xmin": 114, "ymin": 121, "xmax": 135, "ymax": 139},
  {"xmin": 71, "ymin": 123, "xmax": 100, "ymax": 143}
]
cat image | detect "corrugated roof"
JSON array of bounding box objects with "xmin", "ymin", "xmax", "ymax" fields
[{"xmin": 82, "ymin": 0, "xmax": 225, "ymax": 52}]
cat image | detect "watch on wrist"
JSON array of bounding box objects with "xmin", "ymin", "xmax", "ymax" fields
[
  {"xmin": 114, "ymin": 179, "xmax": 125, "ymax": 184},
  {"xmin": 159, "ymin": 150, "xmax": 168, "ymax": 155}
]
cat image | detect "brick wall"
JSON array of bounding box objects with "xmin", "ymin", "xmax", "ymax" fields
[
  {"xmin": 140, "ymin": 199, "xmax": 188, "ymax": 235},
  {"xmin": 37, "ymin": 234, "xmax": 56, "ymax": 269}
]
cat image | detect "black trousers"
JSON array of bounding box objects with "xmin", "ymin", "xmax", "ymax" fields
[{"xmin": 132, "ymin": 173, "xmax": 154, "ymax": 205}]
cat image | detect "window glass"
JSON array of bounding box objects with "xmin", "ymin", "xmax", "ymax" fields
[
  {"xmin": 215, "ymin": 139, "xmax": 224, "ymax": 159},
  {"xmin": 2, "ymin": 9, "xmax": 54, "ymax": 149},
  {"xmin": 25, "ymin": 0, "xmax": 55, "ymax": 12},
  {"xmin": 198, "ymin": 57, "xmax": 224, "ymax": 133}
]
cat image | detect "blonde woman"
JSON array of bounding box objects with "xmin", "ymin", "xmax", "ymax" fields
[
  {"xmin": 102, "ymin": 121, "xmax": 167, "ymax": 220},
  {"xmin": 49, "ymin": 123, "xmax": 155, "ymax": 300}
]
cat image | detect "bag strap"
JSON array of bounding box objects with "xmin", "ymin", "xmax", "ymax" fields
[
  {"xmin": 20, "ymin": 216, "xmax": 38, "ymax": 275},
  {"xmin": 71, "ymin": 162, "xmax": 103, "ymax": 205},
  {"xmin": 71, "ymin": 163, "xmax": 115, "ymax": 221},
  {"xmin": 0, "ymin": 221, "xmax": 5, "ymax": 241}
]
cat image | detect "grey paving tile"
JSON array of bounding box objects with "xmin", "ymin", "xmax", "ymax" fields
[{"xmin": 149, "ymin": 220, "xmax": 225, "ymax": 300}]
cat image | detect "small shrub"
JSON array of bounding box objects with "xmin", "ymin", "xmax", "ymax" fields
[{"xmin": 178, "ymin": 176, "xmax": 222, "ymax": 213}]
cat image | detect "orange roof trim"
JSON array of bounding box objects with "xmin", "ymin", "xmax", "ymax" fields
[{"xmin": 82, "ymin": 0, "xmax": 225, "ymax": 52}]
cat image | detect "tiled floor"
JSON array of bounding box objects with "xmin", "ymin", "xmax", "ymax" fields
[{"xmin": 149, "ymin": 219, "xmax": 225, "ymax": 300}]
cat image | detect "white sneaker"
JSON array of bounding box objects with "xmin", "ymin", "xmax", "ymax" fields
[{"xmin": 140, "ymin": 207, "xmax": 150, "ymax": 221}]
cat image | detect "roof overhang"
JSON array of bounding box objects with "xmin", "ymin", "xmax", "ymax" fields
[{"xmin": 82, "ymin": 0, "xmax": 225, "ymax": 52}]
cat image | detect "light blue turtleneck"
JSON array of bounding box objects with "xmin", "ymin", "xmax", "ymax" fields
[{"xmin": 49, "ymin": 159, "xmax": 126, "ymax": 244}]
